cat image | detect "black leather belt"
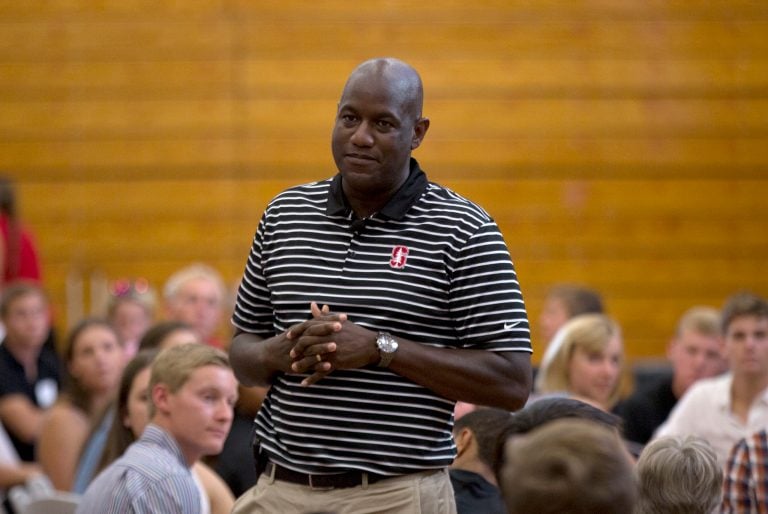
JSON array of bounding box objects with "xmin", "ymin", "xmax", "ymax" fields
[{"xmin": 264, "ymin": 461, "xmax": 388, "ymax": 490}]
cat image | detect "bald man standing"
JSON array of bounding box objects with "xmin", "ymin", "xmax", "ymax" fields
[{"xmin": 230, "ymin": 58, "xmax": 532, "ymax": 514}]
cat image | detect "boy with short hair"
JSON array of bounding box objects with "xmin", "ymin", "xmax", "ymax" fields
[
  {"xmin": 0, "ymin": 283, "xmax": 60, "ymax": 462},
  {"xmin": 78, "ymin": 344, "xmax": 238, "ymax": 514}
]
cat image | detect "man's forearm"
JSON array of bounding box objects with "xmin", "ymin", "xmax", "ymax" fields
[{"xmin": 391, "ymin": 341, "xmax": 532, "ymax": 411}]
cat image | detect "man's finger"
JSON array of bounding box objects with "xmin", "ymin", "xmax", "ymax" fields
[{"xmin": 301, "ymin": 369, "xmax": 331, "ymax": 387}]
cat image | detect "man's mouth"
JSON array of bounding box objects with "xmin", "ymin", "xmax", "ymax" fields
[{"xmin": 346, "ymin": 153, "xmax": 376, "ymax": 162}]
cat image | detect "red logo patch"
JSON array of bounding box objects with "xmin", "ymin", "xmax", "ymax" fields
[{"xmin": 389, "ymin": 246, "xmax": 409, "ymax": 269}]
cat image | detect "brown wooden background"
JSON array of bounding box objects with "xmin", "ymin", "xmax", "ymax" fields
[{"xmin": 1, "ymin": 1, "xmax": 767, "ymax": 364}]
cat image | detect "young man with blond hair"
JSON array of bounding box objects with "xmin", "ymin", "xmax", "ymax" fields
[
  {"xmin": 617, "ymin": 306, "xmax": 726, "ymax": 444},
  {"xmin": 78, "ymin": 344, "xmax": 238, "ymax": 514}
]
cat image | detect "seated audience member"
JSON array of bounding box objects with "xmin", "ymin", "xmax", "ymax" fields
[
  {"xmin": 79, "ymin": 344, "xmax": 238, "ymax": 514},
  {"xmin": 450, "ymin": 408, "xmax": 511, "ymax": 514},
  {"xmin": 538, "ymin": 284, "xmax": 604, "ymax": 353},
  {"xmin": 107, "ymin": 278, "xmax": 157, "ymax": 360},
  {"xmin": 0, "ymin": 283, "xmax": 61, "ymax": 462},
  {"xmin": 500, "ymin": 418, "xmax": 636, "ymax": 514},
  {"xmin": 95, "ymin": 351, "xmax": 157, "ymax": 472},
  {"xmin": 138, "ymin": 319, "xmax": 256, "ymax": 499},
  {"xmin": 635, "ymin": 435, "xmax": 722, "ymax": 514},
  {"xmin": 616, "ymin": 306, "xmax": 726, "ymax": 445},
  {"xmin": 492, "ymin": 396, "xmax": 625, "ymax": 478},
  {"xmin": 37, "ymin": 318, "xmax": 125, "ymax": 492},
  {"xmin": 96, "ymin": 349, "xmax": 235, "ymax": 514},
  {"xmin": 140, "ymin": 320, "xmax": 249, "ymax": 499},
  {"xmin": 535, "ymin": 313, "xmax": 624, "ymax": 412},
  {"xmin": 654, "ymin": 291, "xmax": 768, "ymax": 465},
  {"xmin": 722, "ymin": 427, "xmax": 768, "ymax": 513},
  {"xmin": 163, "ymin": 264, "xmax": 228, "ymax": 348}
]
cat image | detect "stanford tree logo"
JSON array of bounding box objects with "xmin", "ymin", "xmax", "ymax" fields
[{"xmin": 389, "ymin": 246, "xmax": 409, "ymax": 269}]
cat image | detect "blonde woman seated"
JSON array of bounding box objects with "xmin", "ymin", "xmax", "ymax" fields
[
  {"xmin": 37, "ymin": 318, "xmax": 126, "ymax": 491},
  {"xmin": 534, "ymin": 314, "xmax": 624, "ymax": 412},
  {"xmin": 97, "ymin": 347, "xmax": 234, "ymax": 514}
]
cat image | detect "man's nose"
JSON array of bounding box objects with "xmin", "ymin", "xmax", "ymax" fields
[
  {"xmin": 216, "ymin": 400, "xmax": 234, "ymax": 421},
  {"xmin": 350, "ymin": 121, "xmax": 374, "ymax": 146}
]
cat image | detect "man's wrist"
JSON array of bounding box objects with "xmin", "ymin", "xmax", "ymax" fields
[{"xmin": 375, "ymin": 331, "xmax": 399, "ymax": 368}]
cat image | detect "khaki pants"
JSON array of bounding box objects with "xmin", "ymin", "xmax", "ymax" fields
[{"xmin": 231, "ymin": 468, "xmax": 457, "ymax": 514}]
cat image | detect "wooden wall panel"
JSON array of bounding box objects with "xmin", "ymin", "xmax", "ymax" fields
[
  {"xmin": 5, "ymin": 99, "xmax": 767, "ymax": 142},
  {"xmin": 2, "ymin": 0, "xmax": 767, "ymax": 366}
]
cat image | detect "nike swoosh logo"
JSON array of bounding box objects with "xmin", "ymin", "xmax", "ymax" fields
[{"xmin": 504, "ymin": 320, "xmax": 522, "ymax": 330}]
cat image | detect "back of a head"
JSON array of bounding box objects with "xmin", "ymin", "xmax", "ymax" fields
[
  {"xmin": 549, "ymin": 284, "xmax": 605, "ymax": 317},
  {"xmin": 139, "ymin": 320, "xmax": 197, "ymax": 351},
  {"xmin": 509, "ymin": 397, "xmax": 622, "ymax": 435},
  {"xmin": 635, "ymin": 435, "xmax": 722, "ymax": 514},
  {"xmin": 452, "ymin": 407, "xmax": 511, "ymax": 470},
  {"xmin": 501, "ymin": 418, "xmax": 636, "ymax": 514},
  {"xmin": 493, "ymin": 397, "xmax": 622, "ymax": 477}
]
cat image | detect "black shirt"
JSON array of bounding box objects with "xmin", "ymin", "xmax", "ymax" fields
[
  {"xmin": 614, "ymin": 371, "xmax": 677, "ymax": 445},
  {"xmin": 450, "ymin": 469, "xmax": 507, "ymax": 514},
  {"xmin": 0, "ymin": 342, "xmax": 61, "ymax": 461}
]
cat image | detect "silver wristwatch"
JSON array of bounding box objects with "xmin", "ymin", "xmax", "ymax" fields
[{"xmin": 376, "ymin": 331, "xmax": 399, "ymax": 368}]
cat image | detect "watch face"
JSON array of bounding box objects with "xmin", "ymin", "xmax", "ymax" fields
[
  {"xmin": 378, "ymin": 333, "xmax": 398, "ymax": 353},
  {"xmin": 376, "ymin": 332, "xmax": 398, "ymax": 368}
]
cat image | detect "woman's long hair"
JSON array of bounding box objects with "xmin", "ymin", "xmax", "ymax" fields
[{"xmin": 95, "ymin": 350, "xmax": 157, "ymax": 474}]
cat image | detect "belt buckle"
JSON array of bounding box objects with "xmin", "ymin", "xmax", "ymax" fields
[{"xmin": 308, "ymin": 474, "xmax": 335, "ymax": 491}]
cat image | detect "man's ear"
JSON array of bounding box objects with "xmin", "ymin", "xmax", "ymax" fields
[
  {"xmin": 411, "ymin": 117, "xmax": 430, "ymax": 150},
  {"xmin": 454, "ymin": 427, "xmax": 473, "ymax": 457},
  {"xmin": 151, "ymin": 383, "xmax": 171, "ymax": 416}
]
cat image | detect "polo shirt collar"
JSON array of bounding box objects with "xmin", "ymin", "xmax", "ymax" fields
[{"xmin": 326, "ymin": 158, "xmax": 428, "ymax": 221}]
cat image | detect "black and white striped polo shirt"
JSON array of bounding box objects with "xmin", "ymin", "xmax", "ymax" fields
[{"xmin": 233, "ymin": 159, "xmax": 531, "ymax": 476}]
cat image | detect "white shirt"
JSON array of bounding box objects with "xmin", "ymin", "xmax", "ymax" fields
[{"xmin": 653, "ymin": 373, "xmax": 768, "ymax": 467}]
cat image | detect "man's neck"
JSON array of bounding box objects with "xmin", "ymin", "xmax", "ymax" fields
[
  {"xmin": 730, "ymin": 373, "xmax": 768, "ymax": 424},
  {"xmin": 151, "ymin": 418, "xmax": 199, "ymax": 468}
]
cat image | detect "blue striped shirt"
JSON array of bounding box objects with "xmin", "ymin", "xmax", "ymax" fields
[
  {"xmin": 233, "ymin": 159, "xmax": 531, "ymax": 476},
  {"xmin": 77, "ymin": 424, "xmax": 201, "ymax": 514}
]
